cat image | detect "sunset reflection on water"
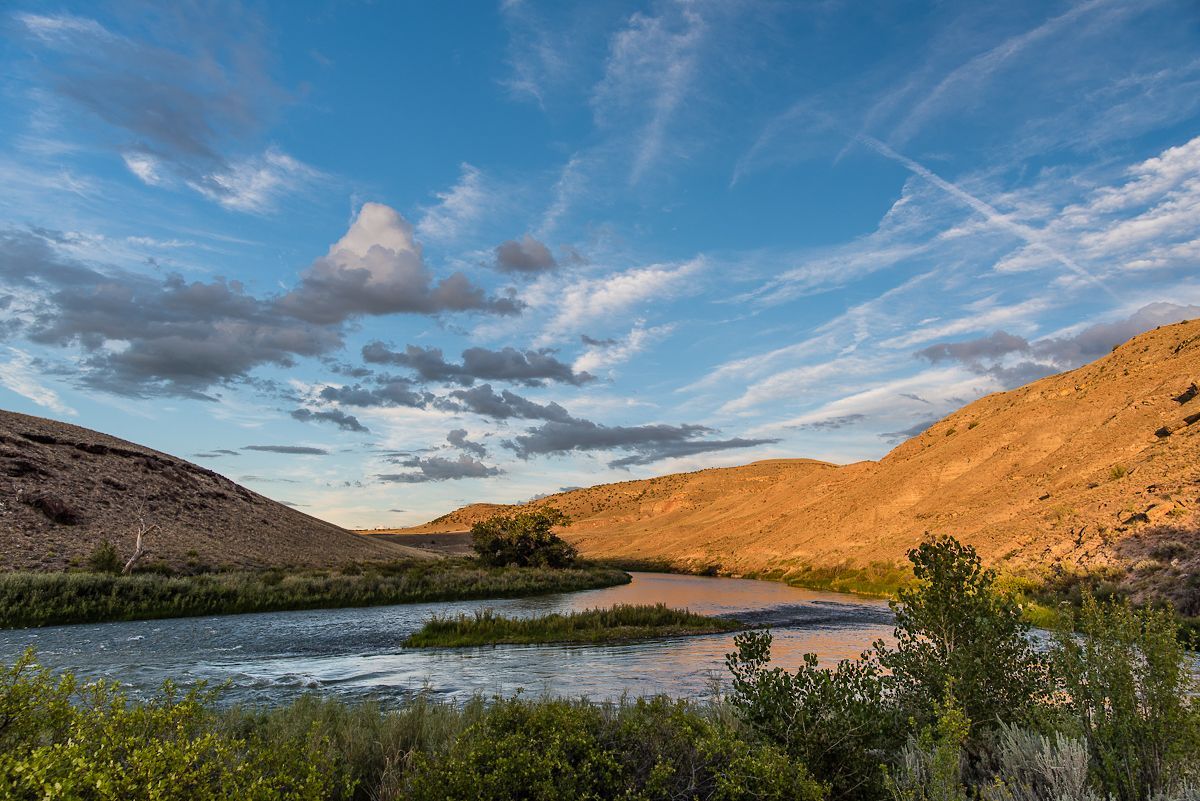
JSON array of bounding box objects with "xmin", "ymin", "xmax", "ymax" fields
[{"xmin": 0, "ymin": 572, "xmax": 897, "ymax": 704}]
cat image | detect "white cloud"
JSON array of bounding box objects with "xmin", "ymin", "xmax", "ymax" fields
[
  {"xmin": 416, "ymin": 163, "xmax": 489, "ymax": 243},
  {"xmin": 890, "ymin": 0, "xmax": 1121, "ymax": 144},
  {"xmin": 533, "ymin": 258, "xmax": 704, "ymax": 346},
  {"xmin": 0, "ymin": 348, "xmax": 76, "ymax": 416},
  {"xmin": 122, "ymin": 152, "xmax": 164, "ymax": 186},
  {"xmin": 748, "ymin": 367, "xmax": 995, "ymax": 438},
  {"xmin": 15, "ymin": 12, "xmax": 112, "ymax": 44},
  {"xmin": 190, "ymin": 148, "xmax": 322, "ymax": 213},
  {"xmin": 573, "ymin": 320, "xmax": 674, "ymax": 375},
  {"xmin": 591, "ymin": 2, "xmax": 707, "ymax": 183}
]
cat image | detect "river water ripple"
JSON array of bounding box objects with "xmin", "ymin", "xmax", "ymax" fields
[{"xmin": 0, "ymin": 572, "xmax": 896, "ymax": 706}]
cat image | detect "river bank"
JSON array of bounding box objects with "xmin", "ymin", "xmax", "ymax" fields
[{"xmin": 0, "ymin": 560, "xmax": 630, "ymax": 628}]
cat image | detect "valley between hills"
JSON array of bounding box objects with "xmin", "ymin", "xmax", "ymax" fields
[{"xmin": 381, "ymin": 318, "xmax": 1200, "ymax": 613}]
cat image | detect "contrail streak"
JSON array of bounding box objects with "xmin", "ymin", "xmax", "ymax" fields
[{"xmin": 855, "ymin": 133, "xmax": 1114, "ymax": 298}]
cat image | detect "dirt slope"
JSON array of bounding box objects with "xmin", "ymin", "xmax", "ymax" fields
[
  {"xmin": 391, "ymin": 320, "xmax": 1200, "ymax": 585},
  {"xmin": 0, "ymin": 410, "xmax": 431, "ymax": 571}
]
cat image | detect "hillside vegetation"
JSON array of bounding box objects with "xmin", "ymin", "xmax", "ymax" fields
[{"xmin": 390, "ymin": 320, "xmax": 1200, "ymax": 609}]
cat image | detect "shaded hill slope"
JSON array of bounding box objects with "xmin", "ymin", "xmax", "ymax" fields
[
  {"xmin": 391, "ymin": 320, "xmax": 1200, "ymax": 598},
  {"xmin": 0, "ymin": 410, "xmax": 430, "ymax": 571}
]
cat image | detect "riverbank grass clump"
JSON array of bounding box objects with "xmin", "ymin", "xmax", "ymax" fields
[
  {"xmin": 404, "ymin": 603, "xmax": 741, "ymax": 648},
  {"xmin": 0, "ymin": 560, "xmax": 631, "ymax": 629}
]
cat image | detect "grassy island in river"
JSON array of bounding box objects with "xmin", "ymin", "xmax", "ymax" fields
[{"xmin": 403, "ymin": 603, "xmax": 741, "ymax": 647}]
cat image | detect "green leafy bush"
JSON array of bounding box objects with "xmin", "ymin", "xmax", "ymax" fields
[
  {"xmin": 726, "ymin": 629, "xmax": 894, "ymax": 801},
  {"xmin": 470, "ymin": 507, "xmax": 579, "ymax": 568},
  {"xmin": 0, "ymin": 649, "xmax": 336, "ymax": 801},
  {"xmin": 1050, "ymin": 594, "xmax": 1200, "ymax": 801},
  {"xmin": 879, "ymin": 537, "xmax": 1044, "ymax": 733},
  {"xmin": 405, "ymin": 696, "xmax": 825, "ymax": 801},
  {"xmin": 86, "ymin": 539, "xmax": 122, "ymax": 574}
]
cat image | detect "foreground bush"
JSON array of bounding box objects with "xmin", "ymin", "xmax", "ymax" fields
[
  {"xmin": 0, "ymin": 650, "xmax": 336, "ymax": 801},
  {"xmin": 0, "ymin": 560, "xmax": 630, "ymax": 628},
  {"xmin": 727, "ymin": 630, "xmax": 894, "ymax": 801},
  {"xmin": 1052, "ymin": 593, "xmax": 1200, "ymax": 801},
  {"xmin": 881, "ymin": 537, "xmax": 1044, "ymax": 734},
  {"xmin": 726, "ymin": 535, "xmax": 1200, "ymax": 801},
  {"xmin": 405, "ymin": 696, "xmax": 825, "ymax": 801},
  {"xmin": 0, "ymin": 649, "xmax": 823, "ymax": 801}
]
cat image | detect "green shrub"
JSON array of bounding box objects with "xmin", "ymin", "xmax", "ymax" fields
[
  {"xmin": 880, "ymin": 537, "xmax": 1044, "ymax": 734},
  {"xmin": 726, "ymin": 629, "xmax": 893, "ymax": 801},
  {"xmin": 1050, "ymin": 594, "xmax": 1200, "ymax": 801},
  {"xmin": 885, "ymin": 696, "xmax": 971, "ymax": 801},
  {"xmin": 470, "ymin": 507, "xmax": 579, "ymax": 568},
  {"xmin": 405, "ymin": 696, "xmax": 824, "ymax": 801},
  {"xmin": 86, "ymin": 539, "xmax": 122, "ymax": 574},
  {"xmin": 0, "ymin": 561, "xmax": 630, "ymax": 628},
  {"xmin": 0, "ymin": 649, "xmax": 337, "ymax": 801}
]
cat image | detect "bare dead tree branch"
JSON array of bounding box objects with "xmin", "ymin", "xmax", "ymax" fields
[{"xmin": 122, "ymin": 503, "xmax": 157, "ymax": 575}]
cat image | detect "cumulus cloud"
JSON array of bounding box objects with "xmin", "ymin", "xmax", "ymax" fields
[
  {"xmin": 278, "ymin": 203, "xmax": 522, "ymax": 325},
  {"xmin": 493, "ymin": 235, "xmax": 558, "ymax": 273},
  {"xmin": 440, "ymin": 384, "xmax": 574, "ymax": 422},
  {"xmin": 915, "ymin": 302, "xmax": 1200, "ymax": 387},
  {"xmin": 446, "ymin": 428, "xmax": 487, "ymax": 457},
  {"xmin": 363, "ymin": 341, "xmax": 593, "ymax": 386},
  {"xmin": 378, "ymin": 454, "xmax": 501, "ymax": 483},
  {"xmin": 243, "ymin": 445, "xmax": 329, "ymax": 455},
  {"xmin": 788, "ymin": 414, "xmax": 867, "ymax": 431},
  {"xmin": 0, "ymin": 228, "xmax": 341, "ymax": 398},
  {"xmin": 290, "ymin": 407, "xmax": 369, "ymax": 433},
  {"xmin": 914, "ymin": 330, "xmax": 1031, "ymax": 363},
  {"xmin": 504, "ymin": 417, "xmax": 776, "ymax": 467},
  {"xmin": 318, "ymin": 378, "xmax": 429, "ymax": 409}
]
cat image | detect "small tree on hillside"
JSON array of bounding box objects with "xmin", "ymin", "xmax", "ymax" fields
[
  {"xmin": 878, "ymin": 536, "xmax": 1044, "ymax": 732},
  {"xmin": 470, "ymin": 507, "xmax": 578, "ymax": 568}
]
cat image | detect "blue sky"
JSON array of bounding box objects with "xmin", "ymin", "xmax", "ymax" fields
[{"xmin": 2, "ymin": 0, "xmax": 1199, "ymax": 527}]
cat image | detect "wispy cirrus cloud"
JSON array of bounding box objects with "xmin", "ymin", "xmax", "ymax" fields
[
  {"xmin": 14, "ymin": 7, "xmax": 316, "ymax": 213},
  {"xmin": 591, "ymin": 1, "xmax": 708, "ymax": 184},
  {"xmin": 416, "ymin": 164, "xmax": 491, "ymax": 243}
]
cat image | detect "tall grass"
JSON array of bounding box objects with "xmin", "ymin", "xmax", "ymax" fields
[
  {"xmin": 774, "ymin": 561, "xmax": 914, "ymax": 598},
  {"xmin": 0, "ymin": 561, "xmax": 631, "ymax": 628},
  {"xmin": 404, "ymin": 603, "xmax": 741, "ymax": 647}
]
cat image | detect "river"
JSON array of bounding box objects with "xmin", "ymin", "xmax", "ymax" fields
[{"xmin": 0, "ymin": 572, "xmax": 895, "ymax": 706}]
